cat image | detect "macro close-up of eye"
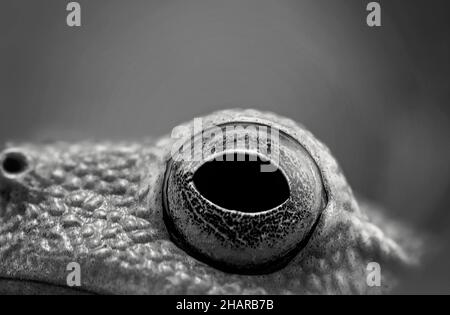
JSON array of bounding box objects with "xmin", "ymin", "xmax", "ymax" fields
[
  {"xmin": 3, "ymin": 0, "xmax": 448, "ymax": 297},
  {"xmin": 163, "ymin": 121, "xmax": 328, "ymax": 274}
]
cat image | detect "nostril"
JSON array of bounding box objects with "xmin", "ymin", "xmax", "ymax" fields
[
  {"xmin": 0, "ymin": 150, "xmax": 30, "ymax": 177},
  {"xmin": 193, "ymin": 153, "xmax": 290, "ymax": 213}
]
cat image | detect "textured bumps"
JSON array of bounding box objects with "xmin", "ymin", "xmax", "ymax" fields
[{"xmin": 0, "ymin": 110, "xmax": 421, "ymax": 294}]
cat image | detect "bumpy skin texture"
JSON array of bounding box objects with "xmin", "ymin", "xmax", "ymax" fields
[{"xmin": 0, "ymin": 109, "xmax": 420, "ymax": 294}]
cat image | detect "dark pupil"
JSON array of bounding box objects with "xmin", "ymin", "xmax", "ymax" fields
[{"xmin": 193, "ymin": 153, "xmax": 290, "ymax": 213}]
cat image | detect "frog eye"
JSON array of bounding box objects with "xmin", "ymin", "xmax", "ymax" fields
[{"xmin": 163, "ymin": 122, "xmax": 327, "ymax": 274}]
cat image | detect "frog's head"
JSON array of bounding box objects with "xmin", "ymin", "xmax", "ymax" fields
[{"xmin": 0, "ymin": 109, "xmax": 420, "ymax": 294}]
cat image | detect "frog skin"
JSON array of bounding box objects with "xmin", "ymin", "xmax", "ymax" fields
[{"xmin": 0, "ymin": 109, "xmax": 421, "ymax": 295}]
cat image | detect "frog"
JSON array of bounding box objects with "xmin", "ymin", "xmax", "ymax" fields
[{"xmin": 0, "ymin": 109, "xmax": 421, "ymax": 294}]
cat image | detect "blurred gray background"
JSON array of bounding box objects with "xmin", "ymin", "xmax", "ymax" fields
[{"xmin": 1, "ymin": 0, "xmax": 449, "ymax": 293}]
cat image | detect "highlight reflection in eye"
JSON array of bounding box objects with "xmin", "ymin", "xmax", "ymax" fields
[{"xmin": 163, "ymin": 122, "xmax": 327, "ymax": 274}]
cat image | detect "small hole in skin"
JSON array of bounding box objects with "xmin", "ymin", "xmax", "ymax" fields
[{"xmin": 1, "ymin": 152, "xmax": 29, "ymax": 175}]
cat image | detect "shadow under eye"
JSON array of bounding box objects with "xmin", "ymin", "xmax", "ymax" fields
[{"xmin": 192, "ymin": 153, "xmax": 290, "ymax": 213}]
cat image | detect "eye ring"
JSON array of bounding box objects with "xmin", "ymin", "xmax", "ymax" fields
[{"xmin": 163, "ymin": 121, "xmax": 328, "ymax": 274}]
